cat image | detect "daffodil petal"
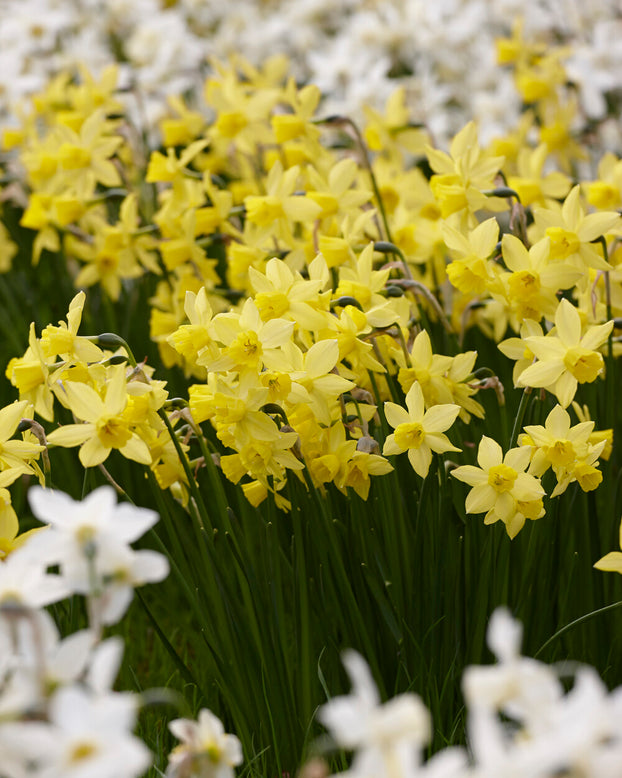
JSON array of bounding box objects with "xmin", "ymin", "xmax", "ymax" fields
[
  {"xmin": 384, "ymin": 402, "xmax": 411, "ymax": 429},
  {"xmin": 408, "ymin": 446, "xmax": 432, "ymax": 478}
]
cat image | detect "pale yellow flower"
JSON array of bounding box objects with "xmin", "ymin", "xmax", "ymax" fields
[
  {"xmin": 46, "ymin": 366, "xmax": 151, "ymax": 468},
  {"xmin": 517, "ymin": 298, "xmax": 613, "ymax": 407},
  {"xmin": 451, "ymin": 436, "xmax": 545, "ymax": 538},
  {"xmin": 383, "ymin": 381, "xmax": 460, "ymax": 478}
]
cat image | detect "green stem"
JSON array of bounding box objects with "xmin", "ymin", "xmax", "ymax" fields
[
  {"xmin": 535, "ymin": 600, "xmax": 622, "ymax": 658},
  {"xmin": 157, "ymin": 407, "xmax": 212, "ymax": 533},
  {"xmin": 509, "ymin": 386, "xmax": 532, "ymax": 450}
]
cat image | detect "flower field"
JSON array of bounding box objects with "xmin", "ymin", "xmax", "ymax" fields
[{"xmin": 1, "ymin": 2, "xmax": 622, "ymax": 777}]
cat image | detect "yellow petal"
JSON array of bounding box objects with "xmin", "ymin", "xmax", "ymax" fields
[
  {"xmin": 451, "ymin": 464, "xmax": 487, "ymax": 486},
  {"xmin": 304, "ymin": 340, "xmax": 339, "ymax": 377},
  {"xmin": 408, "ymin": 446, "xmax": 432, "ymax": 478},
  {"xmin": 79, "ymin": 435, "xmax": 110, "ymax": 467},
  {"xmin": 0, "ymin": 400, "xmax": 30, "ymax": 443},
  {"xmin": 422, "ymin": 404, "xmax": 460, "ymax": 433},
  {"xmin": 518, "ymin": 359, "xmax": 564, "ymax": 388},
  {"xmin": 62, "ymin": 381, "xmax": 105, "ymax": 423},
  {"xmin": 47, "ymin": 424, "xmax": 96, "ymax": 447},
  {"xmin": 465, "ymin": 483, "xmax": 497, "ymax": 513},
  {"xmin": 384, "ymin": 402, "xmax": 411, "ymax": 430},
  {"xmin": 477, "ymin": 436, "xmax": 502, "ymax": 470},
  {"xmin": 554, "ymin": 371, "xmax": 578, "ymax": 408},
  {"xmin": 404, "ymin": 381, "xmax": 425, "ymax": 420},
  {"xmin": 554, "ymin": 299, "xmax": 581, "ymax": 347},
  {"xmin": 120, "ymin": 434, "xmax": 152, "ymax": 465},
  {"xmin": 501, "ymin": 233, "xmax": 528, "ymax": 272},
  {"xmin": 594, "ymin": 552, "xmax": 622, "ymax": 573}
]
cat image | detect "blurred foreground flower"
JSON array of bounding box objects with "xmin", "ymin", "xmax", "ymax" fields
[
  {"xmin": 166, "ymin": 709, "xmax": 243, "ymax": 778},
  {"xmin": 318, "ymin": 607, "xmax": 622, "ymax": 778}
]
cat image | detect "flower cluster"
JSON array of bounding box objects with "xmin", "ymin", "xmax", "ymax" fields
[
  {"xmin": 1, "ymin": 1, "xmax": 622, "ymax": 151},
  {"xmin": 1, "ymin": 18, "xmax": 622, "ymax": 777},
  {"xmin": 318, "ymin": 607, "xmax": 622, "ymax": 778},
  {"xmin": 0, "ymin": 485, "xmax": 169, "ymax": 778},
  {"xmin": 0, "ymin": 37, "xmax": 619, "ymax": 538}
]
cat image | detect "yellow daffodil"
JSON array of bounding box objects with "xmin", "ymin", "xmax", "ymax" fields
[
  {"xmin": 207, "ymin": 298, "xmax": 294, "ymax": 375},
  {"xmin": 335, "ymin": 448, "xmax": 393, "ymax": 500},
  {"xmin": 40, "ymin": 291, "xmax": 104, "ymax": 363},
  {"xmin": 443, "ymin": 217, "xmax": 500, "ymax": 296},
  {"xmin": 520, "ymin": 403, "xmax": 606, "ymax": 496},
  {"xmin": 572, "ymin": 401, "xmax": 613, "ymax": 460},
  {"xmin": 248, "ymin": 255, "xmax": 329, "ymax": 330},
  {"xmin": 266, "ymin": 339, "xmax": 355, "ymax": 426},
  {"xmin": 167, "ymin": 287, "xmax": 220, "ymax": 369},
  {"xmin": 46, "ymin": 365, "xmax": 151, "ymax": 468},
  {"xmin": 6, "ymin": 323, "xmax": 55, "ymax": 421},
  {"xmin": 335, "ymin": 243, "xmax": 404, "ymax": 328},
  {"xmin": 451, "ymin": 436, "xmax": 545, "ymax": 538},
  {"xmin": 522, "ymin": 403, "xmax": 593, "ymax": 475},
  {"xmin": 383, "ymin": 381, "xmax": 461, "ymax": 477},
  {"xmin": 531, "ymin": 185, "xmax": 621, "ymax": 278},
  {"xmin": 426, "ymin": 122, "xmax": 505, "ymax": 226},
  {"xmin": 244, "ymin": 161, "xmax": 322, "ymax": 245},
  {"xmin": 517, "ymin": 298, "xmax": 613, "ymax": 407},
  {"xmin": 584, "ymin": 152, "xmax": 622, "ymax": 210},
  {"xmin": 498, "ymin": 319, "xmax": 545, "ymax": 386},
  {"xmin": 506, "ymin": 143, "xmax": 571, "ymax": 207},
  {"xmin": 498, "ymin": 234, "xmax": 581, "ymax": 323}
]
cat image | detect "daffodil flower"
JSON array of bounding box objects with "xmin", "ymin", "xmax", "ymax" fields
[
  {"xmin": 40, "ymin": 291, "xmax": 104, "ymax": 363},
  {"xmin": 46, "ymin": 366, "xmax": 151, "ymax": 468},
  {"xmin": 531, "ymin": 185, "xmax": 621, "ymax": 287},
  {"xmin": 498, "ymin": 234, "xmax": 581, "ymax": 322},
  {"xmin": 248, "ymin": 255, "xmax": 329, "ymax": 330},
  {"xmin": 167, "ymin": 709, "xmax": 242, "ymax": 778},
  {"xmin": 517, "ymin": 298, "xmax": 613, "ymax": 407},
  {"xmin": 521, "ymin": 403, "xmax": 596, "ymax": 481},
  {"xmin": 451, "ymin": 436, "xmax": 545, "ymax": 538},
  {"xmin": 206, "ymin": 298, "xmax": 294, "ymax": 375},
  {"xmin": 383, "ymin": 381, "xmax": 461, "ymax": 478}
]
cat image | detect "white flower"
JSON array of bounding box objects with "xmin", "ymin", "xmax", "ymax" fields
[
  {"xmin": 167, "ymin": 708, "xmax": 243, "ymax": 778},
  {"xmin": 27, "ymin": 485, "xmax": 161, "ymax": 586},
  {"xmin": 0, "ymin": 546, "xmax": 69, "ymax": 610},
  {"xmin": 25, "ymin": 486, "xmax": 168, "ymax": 627},
  {"xmin": 0, "ymin": 685, "xmax": 151, "ymax": 778},
  {"xmin": 462, "ymin": 608, "xmax": 562, "ymax": 725},
  {"xmin": 92, "ymin": 544, "xmax": 169, "ymax": 625},
  {"xmin": 320, "ymin": 650, "xmax": 431, "ymax": 777}
]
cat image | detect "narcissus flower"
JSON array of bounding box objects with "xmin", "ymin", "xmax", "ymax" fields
[
  {"xmin": 520, "ymin": 403, "xmax": 605, "ymax": 496},
  {"xmin": 0, "ymin": 400, "xmax": 43, "ymax": 474},
  {"xmin": 46, "ymin": 366, "xmax": 151, "ymax": 468},
  {"xmin": 516, "ymin": 298, "xmax": 613, "ymax": 407},
  {"xmin": 532, "ymin": 185, "xmax": 621, "ymax": 277},
  {"xmin": 451, "ymin": 436, "xmax": 545, "ymax": 538},
  {"xmin": 498, "ymin": 234, "xmax": 581, "ymax": 323},
  {"xmin": 383, "ymin": 381, "xmax": 461, "ymax": 478},
  {"xmin": 166, "ymin": 708, "xmax": 243, "ymax": 778}
]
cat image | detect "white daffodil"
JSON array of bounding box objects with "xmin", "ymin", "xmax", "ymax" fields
[
  {"xmin": 320, "ymin": 650, "xmax": 431, "ymax": 778},
  {"xmin": 167, "ymin": 708, "xmax": 243, "ymax": 778}
]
